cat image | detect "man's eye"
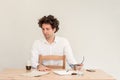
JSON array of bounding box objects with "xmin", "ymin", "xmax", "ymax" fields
[{"xmin": 46, "ymin": 28, "xmax": 50, "ymax": 30}]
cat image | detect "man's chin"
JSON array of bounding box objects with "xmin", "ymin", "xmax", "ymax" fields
[{"xmin": 44, "ymin": 36, "xmax": 50, "ymax": 39}]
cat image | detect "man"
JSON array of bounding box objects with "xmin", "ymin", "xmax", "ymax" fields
[{"xmin": 31, "ymin": 15, "xmax": 83, "ymax": 71}]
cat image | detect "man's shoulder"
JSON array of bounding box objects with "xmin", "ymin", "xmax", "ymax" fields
[{"xmin": 56, "ymin": 36, "xmax": 69, "ymax": 42}]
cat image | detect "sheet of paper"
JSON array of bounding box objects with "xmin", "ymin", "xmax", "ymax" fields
[
  {"xmin": 21, "ymin": 70, "xmax": 50, "ymax": 77},
  {"xmin": 53, "ymin": 70, "xmax": 83, "ymax": 75}
]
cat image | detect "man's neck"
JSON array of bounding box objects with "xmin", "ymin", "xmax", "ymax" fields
[{"xmin": 46, "ymin": 36, "xmax": 55, "ymax": 44}]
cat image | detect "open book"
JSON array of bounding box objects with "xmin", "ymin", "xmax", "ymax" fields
[{"xmin": 21, "ymin": 70, "xmax": 50, "ymax": 77}]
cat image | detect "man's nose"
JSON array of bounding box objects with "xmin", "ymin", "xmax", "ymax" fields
[{"xmin": 43, "ymin": 30, "xmax": 47, "ymax": 34}]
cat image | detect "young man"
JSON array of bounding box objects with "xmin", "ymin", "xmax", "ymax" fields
[{"xmin": 31, "ymin": 15, "xmax": 83, "ymax": 71}]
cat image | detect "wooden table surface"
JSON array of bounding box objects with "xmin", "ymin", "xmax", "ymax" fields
[{"xmin": 0, "ymin": 68, "xmax": 116, "ymax": 80}]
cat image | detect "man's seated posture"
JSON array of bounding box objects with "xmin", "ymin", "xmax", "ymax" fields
[{"xmin": 31, "ymin": 15, "xmax": 83, "ymax": 71}]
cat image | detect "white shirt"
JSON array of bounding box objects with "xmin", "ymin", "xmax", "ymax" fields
[{"xmin": 31, "ymin": 36, "xmax": 77, "ymax": 68}]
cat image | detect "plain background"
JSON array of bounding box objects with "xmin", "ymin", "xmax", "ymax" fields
[{"xmin": 0, "ymin": 0, "xmax": 120, "ymax": 79}]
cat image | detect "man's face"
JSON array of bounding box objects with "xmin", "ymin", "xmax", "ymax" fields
[{"xmin": 41, "ymin": 23, "xmax": 56, "ymax": 39}]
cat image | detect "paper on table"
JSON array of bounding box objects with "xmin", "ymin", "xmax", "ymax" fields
[
  {"xmin": 21, "ymin": 70, "xmax": 50, "ymax": 77},
  {"xmin": 53, "ymin": 70, "xmax": 83, "ymax": 76}
]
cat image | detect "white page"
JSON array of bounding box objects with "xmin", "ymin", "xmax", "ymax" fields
[
  {"xmin": 21, "ymin": 70, "xmax": 50, "ymax": 77},
  {"xmin": 53, "ymin": 70, "xmax": 83, "ymax": 76}
]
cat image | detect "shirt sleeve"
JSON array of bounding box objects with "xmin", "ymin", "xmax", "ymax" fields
[
  {"xmin": 64, "ymin": 39, "xmax": 77, "ymax": 66},
  {"xmin": 31, "ymin": 40, "xmax": 39, "ymax": 68}
]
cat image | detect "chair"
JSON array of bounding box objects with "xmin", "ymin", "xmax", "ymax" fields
[{"xmin": 39, "ymin": 55, "xmax": 66, "ymax": 69}]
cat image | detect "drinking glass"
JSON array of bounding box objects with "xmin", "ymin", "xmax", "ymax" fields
[
  {"xmin": 26, "ymin": 60, "xmax": 31, "ymax": 71},
  {"xmin": 74, "ymin": 56, "xmax": 85, "ymax": 76}
]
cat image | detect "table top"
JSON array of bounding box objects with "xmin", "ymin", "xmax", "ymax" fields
[{"xmin": 0, "ymin": 68, "xmax": 116, "ymax": 80}]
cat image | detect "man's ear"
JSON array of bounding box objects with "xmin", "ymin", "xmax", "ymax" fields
[{"xmin": 53, "ymin": 28, "xmax": 56, "ymax": 33}]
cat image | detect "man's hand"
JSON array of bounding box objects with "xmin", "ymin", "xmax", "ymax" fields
[
  {"xmin": 74, "ymin": 64, "xmax": 83, "ymax": 70},
  {"xmin": 37, "ymin": 65, "xmax": 51, "ymax": 71},
  {"xmin": 78, "ymin": 63, "xmax": 83, "ymax": 66},
  {"xmin": 77, "ymin": 63, "xmax": 84, "ymax": 68}
]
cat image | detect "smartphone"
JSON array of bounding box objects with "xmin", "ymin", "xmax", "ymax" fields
[{"xmin": 86, "ymin": 69, "xmax": 96, "ymax": 72}]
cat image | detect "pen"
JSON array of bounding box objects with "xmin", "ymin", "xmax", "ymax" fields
[{"xmin": 66, "ymin": 69, "xmax": 70, "ymax": 72}]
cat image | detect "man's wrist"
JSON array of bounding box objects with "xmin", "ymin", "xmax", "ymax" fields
[{"xmin": 37, "ymin": 64, "xmax": 44, "ymax": 69}]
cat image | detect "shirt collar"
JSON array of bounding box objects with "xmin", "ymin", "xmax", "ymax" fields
[{"xmin": 43, "ymin": 36, "xmax": 58, "ymax": 44}]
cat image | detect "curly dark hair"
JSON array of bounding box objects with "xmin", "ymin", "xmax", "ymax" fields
[{"xmin": 38, "ymin": 15, "xmax": 59, "ymax": 33}]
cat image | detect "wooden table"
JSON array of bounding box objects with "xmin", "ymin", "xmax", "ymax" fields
[{"xmin": 0, "ymin": 69, "xmax": 116, "ymax": 80}]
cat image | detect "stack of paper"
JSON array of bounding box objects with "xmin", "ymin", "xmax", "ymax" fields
[{"xmin": 21, "ymin": 70, "xmax": 50, "ymax": 77}]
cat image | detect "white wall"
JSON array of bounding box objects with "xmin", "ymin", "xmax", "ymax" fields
[{"xmin": 0, "ymin": 0, "xmax": 120, "ymax": 79}]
